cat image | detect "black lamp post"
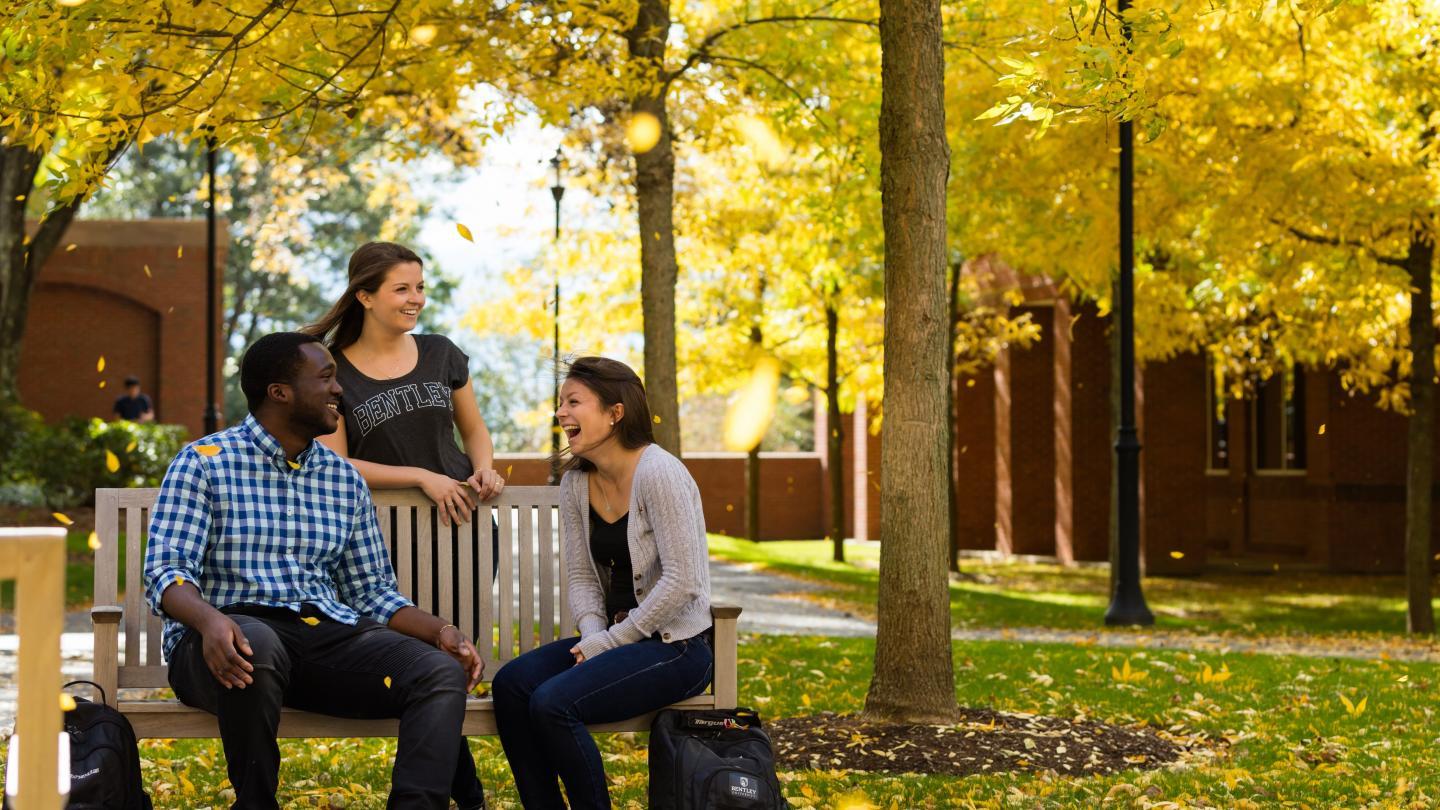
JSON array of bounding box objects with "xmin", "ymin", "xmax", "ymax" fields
[
  {"xmin": 1105, "ymin": 0, "xmax": 1154, "ymax": 627},
  {"xmin": 548, "ymin": 149, "xmax": 565, "ymax": 485},
  {"xmin": 203, "ymin": 137, "xmax": 221, "ymax": 436}
]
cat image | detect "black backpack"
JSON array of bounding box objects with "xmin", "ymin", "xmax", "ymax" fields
[
  {"xmin": 649, "ymin": 708, "xmax": 787, "ymax": 809},
  {"xmin": 3, "ymin": 681, "xmax": 153, "ymax": 810}
]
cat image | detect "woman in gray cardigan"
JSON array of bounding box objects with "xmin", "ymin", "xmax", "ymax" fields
[{"xmin": 492, "ymin": 356, "xmax": 713, "ymax": 809}]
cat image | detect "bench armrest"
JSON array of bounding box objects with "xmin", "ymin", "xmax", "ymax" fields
[
  {"xmin": 710, "ymin": 603, "xmax": 742, "ymax": 621},
  {"xmin": 92, "ymin": 605, "xmax": 123, "ymax": 706}
]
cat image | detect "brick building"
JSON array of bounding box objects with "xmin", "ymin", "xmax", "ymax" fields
[{"xmin": 18, "ymin": 219, "xmax": 226, "ymax": 439}]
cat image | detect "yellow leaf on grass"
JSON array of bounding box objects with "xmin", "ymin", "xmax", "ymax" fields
[
  {"xmin": 194, "ymin": 445, "xmax": 222, "ymax": 457},
  {"xmin": 1201, "ymin": 663, "xmax": 1232, "ymax": 684},
  {"xmin": 60, "ymin": 693, "xmax": 77, "ymax": 712},
  {"xmin": 1339, "ymin": 694, "xmax": 1367, "ymax": 717},
  {"xmin": 301, "ymin": 616, "xmax": 320, "ymax": 626},
  {"xmin": 53, "ymin": 512, "xmax": 74, "ymax": 526},
  {"xmin": 97, "ymin": 355, "xmax": 106, "ymax": 372},
  {"xmin": 723, "ymin": 356, "xmax": 781, "ymax": 452},
  {"xmin": 800, "ymin": 693, "xmax": 811, "ymax": 707},
  {"xmin": 105, "ymin": 450, "xmax": 120, "ymax": 473},
  {"xmin": 456, "ymin": 223, "xmax": 474, "ymax": 242},
  {"xmin": 627, "ymin": 112, "xmax": 662, "ymax": 154},
  {"xmin": 1111, "ymin": 658, "xmax": 1148, "ymax": 684},
  {"xmin": 835, "ymin": 790, "xmax": 877, "ymax": 810},
  {"xmin": 87, "ymin": 531, "xmax": 101, "ymax": 550}
]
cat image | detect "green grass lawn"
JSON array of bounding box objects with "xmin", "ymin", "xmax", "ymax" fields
[
  {"xmin": 6, "ymin": 634, "xmax": 1434, "ymax": 807},
  {"xmin": 708, "ymin": 537, "xmax": 1440, "ymax": 639}
]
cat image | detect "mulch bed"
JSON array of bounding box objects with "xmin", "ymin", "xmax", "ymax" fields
[{"xmin": 769, "ymin": 708, "xmax": 1187, "ymax": 777}]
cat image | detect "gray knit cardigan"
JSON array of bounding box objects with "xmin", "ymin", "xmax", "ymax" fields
[{"xmin": 560, "ymin": 443, "xmax": 712, "ymax": 661}]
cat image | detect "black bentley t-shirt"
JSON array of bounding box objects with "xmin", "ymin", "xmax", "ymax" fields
[{"xmin": 334, "ymin": 334, "xmax": 473, "ymax": 481}]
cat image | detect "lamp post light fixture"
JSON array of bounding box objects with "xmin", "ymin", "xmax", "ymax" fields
[
  {"xmin": 548, "ymin": 149, "xmax": 565, "ymax": 486},
  {"xmin": 1105, "ymin": 0, "xmax": 1154, "ymax": 627}
]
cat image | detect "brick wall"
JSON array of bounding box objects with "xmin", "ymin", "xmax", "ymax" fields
[{"xmin": 18, "ymin": 220, "xmax": 226, "ymax": 438}]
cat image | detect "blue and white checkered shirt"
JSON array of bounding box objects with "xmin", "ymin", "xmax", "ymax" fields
[{"xmin": 144, "ymin": 414, "xmax": 412, "ymax": 659}]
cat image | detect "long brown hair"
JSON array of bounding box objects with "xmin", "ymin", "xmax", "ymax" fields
[
  {"xmin": 563, "ymin": 356, "xmax": 655, "ymax": 472},
  {"xmin": 303, "ymin": 242, "xmax": 423, "ymax": 350}
]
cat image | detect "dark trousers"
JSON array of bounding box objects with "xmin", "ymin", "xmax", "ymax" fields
[
  {"xmin": 492, "ymin": 634, "xmax": 713, "ymax": 809},
  {"xmin": 168, "ymin": 605, "xmax": 474, "ymax": 810}
]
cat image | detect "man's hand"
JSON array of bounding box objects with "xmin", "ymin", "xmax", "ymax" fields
[
  {"xmin": 200, "ymin": 613, "xmax": 255, "ymax": 689},
  {"xmin": 438, "ymin": 625, "xmax": 484, "ymax": 690}
]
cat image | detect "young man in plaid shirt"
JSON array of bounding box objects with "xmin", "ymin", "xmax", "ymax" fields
[{"xmin": 144, "ymin": 332, "xmax": 484, "ymax": 810}]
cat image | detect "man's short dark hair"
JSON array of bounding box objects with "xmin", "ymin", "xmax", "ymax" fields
[
  {"xmin": 240, "ymin": 332, "xmax": 323, "ymax": 412},
  {"xmin": 124, "ymin": 375, "xmax": 140, "ymax": 387}
]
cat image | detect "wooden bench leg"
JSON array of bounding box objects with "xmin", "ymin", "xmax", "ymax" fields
[{"xmin": 92, "ymin": 607, "xmax": 122, "ymax": 708}]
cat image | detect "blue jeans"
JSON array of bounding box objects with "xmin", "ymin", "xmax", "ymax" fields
[{"xmin": 492, "ymin": 633, "xmax": 714, "ymax": 809}]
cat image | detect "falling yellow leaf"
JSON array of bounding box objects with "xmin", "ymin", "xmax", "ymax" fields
[
  {"xmin": 383, "ymin": 676, "xmax": 393, "ymax": 689},
  {"xmin": 408, "ymin": 23, "xmax": 438, "ymax": 45},
  {"xmin": 301, "ymin": 616, "xmax": 321, "ymax": 626},
  {"xmin": 105, "ymin": 450, "xmax": 120, "ymax": 473},
  {"xmin": 733, "ymin": 115, "xmax": 788, "ymax": 169},
  {"xmin": 1318, "ymin": 423, "xmax": 1326, "ymax": 435},
  {"xmin": 505, "ymin": 464, "xmax": 513, "ymax": 478},
  {"xmin": 456, "ymin": 222, "xmax": 474, "ymax": 242},
  {"xmin": 723, "ymin": 356, "xmax": 781, "ymax": 452},
  {"xmin": 176, "ymin": 576, "xmax": 185, "ymax": 587},
  {"xmin": 126, "ymin": 440, "xmax": 137, "ymax": 452},
  {"xmin": 653, "ymin": 414, "xmax": 662, "ymax": 424},
  {"xmin": 177, "ymin": 245, "xmax": 184, "ymax": 258},
  {"xmin": 65, "ymin": 243, "xmax": 78, "ymax": 252},
  {"xmin": 725, "ymin": 504, "xmax": 735, "ymax": 512},
  {"xmin": 1169, "ymin": 551, "xmax": 1184, "ymax": 559},
  {"xmin": 98, "ymin": 380, "xmax": 107, "ymax": 389},
  {"xmin": 53, "ymin": 512, "xmax": 74, "ymax": 526},
  {"xmin": 781, "ymin": 384, "xmax": 810, "ymax": 406},
  {"xmin": 194, "ymin": 445, "xmax": 222, "ymax": 457},
  {"xmin": 627, "ymin": 112, "xmax": 662, "ymax": 154},
  {"xmin": 97, "ymin": 355, "xmax": 106, "ymax": 372},
  {"xmin": 966, "ymin": 378, "xmax": 976, "ymax": 387},
  {"xmin": 287, "ymin": 460, "xmax": 301, "ymax": 470},
  {"xmin": 142, "ymin": 264, "xmax": 152, "ymax": 278},
  {"xmin": 87, "ymin": 532, "xmax": 101, "ymax": 550},
  {"xmin": 12, "ymin": 195, "xmax": 24, "ymax": 201},
  {"xmin": 60, "ymin": 693, "xmax": 77, "ymax": 712}
]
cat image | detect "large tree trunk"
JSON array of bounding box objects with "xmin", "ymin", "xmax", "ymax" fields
[
  {"xmin": 863, "ymin": 0, "xmax": 957, "ymax": 723},
  {"xmin": 1405, "ymin": 229, "xmax": 1436, "ymax": 635},
  {"xmin": 0, "ymin": 142, "xmax": 88, "ymax": 399},
  {"xmin": 627, "ymin": 0, "xmax": 682, "ymax": 456},
  {"xmin": 826, "ymin": 303, "xmax": 845, "ymax": 562}
]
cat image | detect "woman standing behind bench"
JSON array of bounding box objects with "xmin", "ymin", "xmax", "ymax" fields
[
  {"xmin": 305, "ymin": 241, "xmax": 501, "ymax": 810},
  {"xmin": 492, "ymin": 357, "xmax": 713, "ymax": 809}
]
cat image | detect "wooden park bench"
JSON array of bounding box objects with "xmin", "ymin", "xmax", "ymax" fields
[{"xmin": 91, "ymin": 486, "xmax": 741, "ymax": 738}]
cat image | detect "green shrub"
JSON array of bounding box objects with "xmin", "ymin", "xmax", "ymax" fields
[{"xmin": 0, "ymin": 400, "xmax": 188, "ymax": 508}]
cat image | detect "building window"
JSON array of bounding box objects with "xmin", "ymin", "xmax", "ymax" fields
[
  {"xmin": 1255, "ymin": 365, "xmax": 1306, "ymax": 471},
  {"xmin": 1207, "ymin": 370, "xmax": 1228, "ymax": 471}
]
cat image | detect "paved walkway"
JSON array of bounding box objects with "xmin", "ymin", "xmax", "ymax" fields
[{"xmin": 4, "ymin": 560, "xmax": 1438, "ymax": 733}]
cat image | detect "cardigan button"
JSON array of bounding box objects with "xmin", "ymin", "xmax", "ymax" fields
[
  {"xmin": 662, "ymin": 632, "xmax": 671, "ymax": 641},
  {"xmin": 634, "ymin": 574, "xmax": 642, "ymax": 581},
  {"xmin": 635, "ymin": 588, "xmax": 643, "ymax": 596}
]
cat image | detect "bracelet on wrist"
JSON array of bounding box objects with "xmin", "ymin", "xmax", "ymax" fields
[{"xmin": 435, "ymin": 623, "xmax": 458, "ymax": 648}]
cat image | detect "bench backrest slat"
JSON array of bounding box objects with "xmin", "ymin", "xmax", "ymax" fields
[{"xmin": 97, "ymin": 486, "xmax": 568, "ymax": 690}]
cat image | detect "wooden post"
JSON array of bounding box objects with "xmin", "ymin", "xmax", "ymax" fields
[{"xmin": 2, "ymin": 527, "xmax": 68, "ymax": 810}]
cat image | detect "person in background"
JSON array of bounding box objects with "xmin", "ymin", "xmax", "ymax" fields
[
  {"xmin": 492, "ymin": 357, "xmax": 713, "ymax": 809},
  {"xmin": 113, "ymin": 374, "xmax": 155, "ymax": 422}
]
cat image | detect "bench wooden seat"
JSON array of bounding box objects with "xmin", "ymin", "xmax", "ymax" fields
[{"xmin": 92, "ymin": 486, "xmax": 741, "ymax": 739}]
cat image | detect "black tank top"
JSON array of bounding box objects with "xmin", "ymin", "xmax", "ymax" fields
[{"xmin": 589, "ymin": 506, "xmax": 639, "ymax": 621}]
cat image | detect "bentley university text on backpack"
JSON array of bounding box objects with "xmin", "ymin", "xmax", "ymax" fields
[
  {"xmin": 649, "ymin": 707, "xmax": 786, "ymax": 809},
  {"xmin": 4, "ymin": 681, "xmax": 152, "ymax": 810}
]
